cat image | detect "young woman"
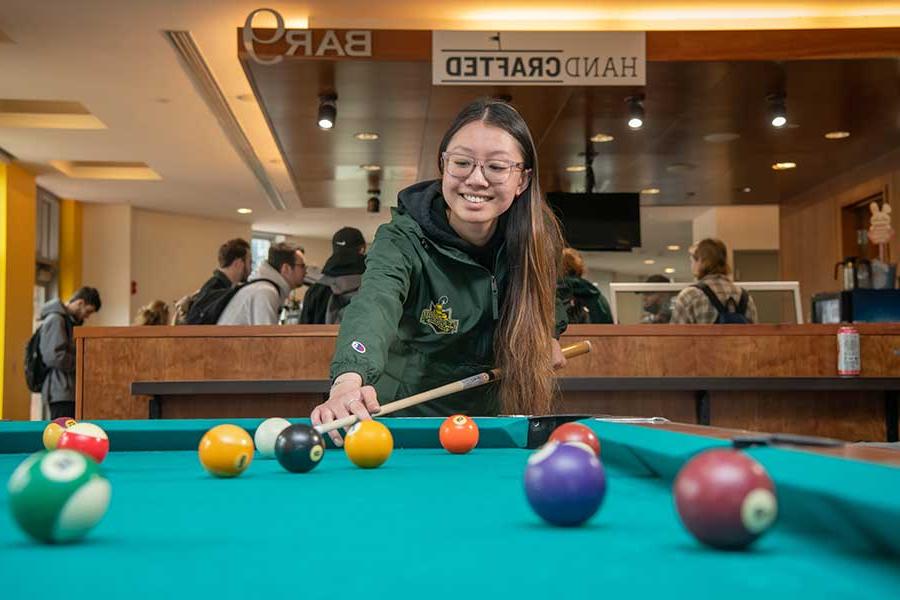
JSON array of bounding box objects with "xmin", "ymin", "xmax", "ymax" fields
[
  {"xmin": 559, "ymin": 247, "xmax": 613, "ymax": 324},
  {"xmin": 670, "ymin": 238, "xmax": 758, "ymax": 324},
  {"xmin": 311, "ymin": 99, "xmax": 567, "ymax": 445}
]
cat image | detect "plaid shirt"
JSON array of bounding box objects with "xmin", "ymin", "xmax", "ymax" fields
[{"xmin": 670, "ymin": 274, "xmax": 758, "ymax": 324}]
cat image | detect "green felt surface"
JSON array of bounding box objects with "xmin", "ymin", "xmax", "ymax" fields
[{"xmin": 1, "ymin": 419, "xmax": 898, "ymax": 599}]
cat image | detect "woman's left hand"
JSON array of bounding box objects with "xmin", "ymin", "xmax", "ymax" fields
[{"xmin": 551, "ymin": 338, "xmax": 567, "ymax": 370}]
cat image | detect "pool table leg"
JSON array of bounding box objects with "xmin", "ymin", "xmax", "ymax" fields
[
  {"xmin": 886, "ymin": 391, "xmax": 898, "ymax": 443},
  {"xmin": 149, "ymin": 396, "xmax": 162, "ymax": 419},
  {"xmin": 695, "ymin": 390, "xmax": 711, "ymax": 426}
]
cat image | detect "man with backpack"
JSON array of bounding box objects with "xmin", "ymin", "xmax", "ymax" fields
[
  {"xmin": 217, "ymin": 242, "xmax": 307, "ymax": 325},
  {"xmin": 176, "ymin": 238, "xmax": 251, "ymax": 325},
  {"xmin": 300, "ymin": 227, "xmax": 367, "ymax": 325},
  {"xmin": 671, "ymin": 238, "xmax": 758, "ymax": 324},
  {"xmin": 27, "ymin": 287, "xmax": 102, "ymax": 419}
]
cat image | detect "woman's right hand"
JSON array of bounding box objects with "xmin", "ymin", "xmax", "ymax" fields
[{"xmin": 310, "ymin": 372, "xmax": 381, "ymax": 447}]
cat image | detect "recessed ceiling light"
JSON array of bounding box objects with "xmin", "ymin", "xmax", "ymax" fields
[
  {"xmin": 566, "ymin": 165, "xmax": 587, "ymax": 172},
  {"xmin": 641, "ymin": 187, "xmax": 660, "ymax": 195},
  {"xmin": 703, "ymin": 132, "xmax": 740, "ymax": 143},
  {"xmin": 590, "ymin": 133, "xmax": 614, "ymax": 143},
  {"xmin": 825, "ymin": 131, "xmax": 850, "ymax": 140},
  {"xmin": 667, "ymin": 245, "xmax": 680, "ymax": 251},
  {"xmin": 664, "ymin": 267, "xmax": 676, "ymax": 274},
  {"xmin": 772, "ymin": 161, "xmax": 797, "ymax": 170},
  {"xmin": 354, "ymin": 132, "xmax": 379, "ymax": 141},
  {"xmin": 237, "ymin": 208, "xmax": 252, "ymax": 214},
  {"xmin": 643, "ymin": 259, "xmax": 656, "ymax": 265},
  {"xmin": 741, "ymin": 186, "xmax": 752, "ymax": 193},
  {"xmin": 360, "ymin": 164, "xmax": 382, "ymax": 171}
]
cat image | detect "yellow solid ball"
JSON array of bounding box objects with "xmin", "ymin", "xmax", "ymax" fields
[
  {"xmin": 344, "ymin": 420, "xmax": 393, "ymax": 469},
  {"xmin": 198, "ymin": 424, "xmax": 254, "ymax": 477}
]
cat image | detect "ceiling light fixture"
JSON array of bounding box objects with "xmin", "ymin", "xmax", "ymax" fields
[
  {"xmin": 354, "ymin": 132, "xmax": 379, "ymax": 141},
  {"xmin": 566, "ymin": 165, "xmax": 587, "ymax": 172},
  {"xmin": 626, "ymin": 95, "xmax": 644, "ymax": 130},
  {"xmin": 360, "ymin": 164, "xmax": 382, "ymax": 172},
  {"xmin": 667, "ymin": 245, "xmax": 681, "ymax": 251},
  {"xmin": 237, "ymin": 208, "xmax": 253, "ymax": 214},
  {"xmin": 664, "ymin": 267, "xmax": 676, "ymax": 274},
  {"xmin": 772, "ymin": 161, "xmax": 797, "ymax": 170},
  {"xmin": 641, "ymin": 187, "xmax": 660, "ymax": 195},
  {"xmin": 825, "ymin": 131, "xmax": 850, "ymax": 139},
  {"xmin": 741, "ymin": 186, "xmax": 752, "ymax": 193},
  {"xmin": 768, "ymin": 93, "xmax": 787, "ymax": 128},
  {"xmin": 591, "ymin": 133, "xmax": 614, "ymax": 143},
  {"xmin": 643, "ymin": 259, "xmax": 656, "ymax": 265},
  {"xmin": 317, "ymin": 93, "xmax": 337, "ymax": 130}
]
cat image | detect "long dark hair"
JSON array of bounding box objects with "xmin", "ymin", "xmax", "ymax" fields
[{"xmin": 437, "ymin": 99, "xmax": 564, "ymax": 415}]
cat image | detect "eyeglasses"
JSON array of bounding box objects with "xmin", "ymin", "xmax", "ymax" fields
[{"xmin": 441, "ymin": 152, "xmax": 526, "ymax": 184}]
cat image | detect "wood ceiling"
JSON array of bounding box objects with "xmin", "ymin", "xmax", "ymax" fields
[{"xmin": 241, "ymin": 29, "xmax": 900, "ymax": 209}]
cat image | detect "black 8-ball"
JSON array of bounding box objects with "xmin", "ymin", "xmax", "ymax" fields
[{"xmin": 274, "ymin": 424, "xmax": 325, "ymax": 473}]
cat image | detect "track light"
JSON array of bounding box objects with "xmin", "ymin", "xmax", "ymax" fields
[
  {"xmin": 626, "ymin": 95, "xmax": 644, "ymax": 130},
  {"xmin": 768, "ymin": 93, "xmax": 787, "ymax": 128},
  {"xmin": 318, "ymin": 93, "xmax": 337, "ymax": 130}
]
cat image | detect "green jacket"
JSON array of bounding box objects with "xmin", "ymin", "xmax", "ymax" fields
[
  {"xmin": 558, "ymin": 276, "xmax": 614, "ymax": 324},
  {"xmin": 330, "ymin": 180, "xmax": 567, "ymax": 416}
]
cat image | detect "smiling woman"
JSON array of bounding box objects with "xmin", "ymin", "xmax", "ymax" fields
[{"xmin": 310, "ymin": 99, "xmax": 567, "ymax": 446}]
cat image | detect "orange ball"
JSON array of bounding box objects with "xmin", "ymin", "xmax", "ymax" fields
[
  {"xmin": 344, "ymin": 420, "xmax": 393, "ymax": 468},
  {"xmin": 439, "ymin": 414, "xmax": 479, "ymax": 454},
  {"xmin": 198, "ymin": 424, "xmax": 254, "ymax": 477},
  {"xmin": 42, "ymin": 418, "xmax": 77, "ymax": 450},
  {"xmin": 548, "ymin": 422, "xmax": 601, "ymax": 457}
]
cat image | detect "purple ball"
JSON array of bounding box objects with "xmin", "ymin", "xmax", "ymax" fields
[{"xmin": 524, "ymin": 442, "xmax": 606, "ymax": 526}]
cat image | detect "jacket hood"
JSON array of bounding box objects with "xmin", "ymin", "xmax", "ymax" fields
[
  {"xmin": 250, "ymin": 261, "xmax": 291, "ymax": 299},
  {"xmin": 40, "ymin": 299, "xmax": 69, "ymax": 320},
  {"xmin": 564, "ymin": 276, "xmax": 601, "ymax": 298}
]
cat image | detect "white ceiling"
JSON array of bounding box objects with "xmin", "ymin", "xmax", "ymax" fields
[{"xmin": 0, "ymin": 1, "xmax": 891, "ymax": 273}]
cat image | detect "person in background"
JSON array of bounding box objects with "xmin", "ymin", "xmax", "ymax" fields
[
  {"xmin": 39, "ymin": 287, "xmax": 102, "ymax": 419},
  {"xmin": 300, "ymin": 227, "xmax": 367, "ymax": 324},
  {"xmin": 176, "ymin": 238, "xmax": 251, "ymax": 324},
  {"xmin": 133, "ymin": 300, "xmax": 169, "ymax": 326},
  {"xmin": 641, "ymin": 274, "xmax": 676, "ymax": 324},
  {"xmin": 671, "ymin": 238, "xmax": 758, "ymax": 324},
  {"xmin": 558, "ymin": 247, "xmax": 613, "ymax": 324},
  {"xmin": 217, "ymin": 242, "xmax": 307, "ymax": 325}
]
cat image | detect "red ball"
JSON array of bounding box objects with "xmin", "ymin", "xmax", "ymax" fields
[
  {"xmin": 548, "ymin": 422, "xmax": 600, "ymax": 457},
  {"xmin": 57, "ymin": 422, "xmax": 110, "ymax": 464},
  {"xmin": 674, "ymin": 449, "xmax": 778, "ymax": 549},
  {"xmin": 439, "ymin": 415, "xmax": 479, "ymax": 454}
]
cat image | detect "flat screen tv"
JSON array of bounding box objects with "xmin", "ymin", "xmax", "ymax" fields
[{"xmin": 545, "ymin": 192, "xmax": 641, "ymax": 251}]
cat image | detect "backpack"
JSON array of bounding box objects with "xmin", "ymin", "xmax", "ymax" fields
[
  {"xmin": 565, "ymin": 295, "xmax": 591, "ymax": 325},
  {"xmin": 693, "ymin": 283, "xmax": 751, "ymax": 324},
  {"xmin": 24, "ymin": 326, "xmax": 49, "ymax": 393},
  {"xmin": 185, "ymin": 279, "xmax": 279, "ymax": 325}
]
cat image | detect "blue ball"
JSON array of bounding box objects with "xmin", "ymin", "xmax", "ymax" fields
[{"xmin": 524, "ymin": 442, "xmax": 606, "ymax": 526}]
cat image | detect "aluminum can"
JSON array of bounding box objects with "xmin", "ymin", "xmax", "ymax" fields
[{"xmin": 837, "ymin": 325, "xmax": 860, "ymax": 377}]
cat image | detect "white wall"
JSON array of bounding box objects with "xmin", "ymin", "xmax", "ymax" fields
[
  {"xmin": 692, "ymin": 205, "xmax": 780, "ymax": 265},
  {"xmin": 81, "ymin": 204, "xmax": 132, "ymax": 326},
  {"xmin": 131, "ymin": 209, "xmax": 251, "ymax": 318}
]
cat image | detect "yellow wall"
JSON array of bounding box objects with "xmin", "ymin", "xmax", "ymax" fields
[
  {"xmin": 0, "ymin": 163, "xmax": 36, "ymax": 420},
  {"xmin": 59, "ymin": 199, "xmax": 83, "ymax": 301}
]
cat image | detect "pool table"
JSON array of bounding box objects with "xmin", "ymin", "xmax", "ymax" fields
[{"xmin": 1, "ymin": 417, "xmax": 899, "ymax": 599}]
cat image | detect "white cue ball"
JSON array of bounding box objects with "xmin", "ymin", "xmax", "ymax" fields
[{"xmin": 254, "ymin": 418, "xmax": 292, "ymax": 459}]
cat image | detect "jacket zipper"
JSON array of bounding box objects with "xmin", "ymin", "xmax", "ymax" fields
[{"xmin": 490, "ymin": 276, "xmax": 499, "ymax": 320}]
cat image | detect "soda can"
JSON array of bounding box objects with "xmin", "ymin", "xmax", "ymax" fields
[{"xmin": 837, "ymin": 325, "xmax": 860, "ymax": 377}]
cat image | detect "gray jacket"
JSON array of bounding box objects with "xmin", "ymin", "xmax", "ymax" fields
[
  {"xmin": 217, "ymin": 261, "xmax": 291, "ymax": 325},
  {"xmin": 39, "ymin": 300, "xmax": 78, "ymax": 404}
]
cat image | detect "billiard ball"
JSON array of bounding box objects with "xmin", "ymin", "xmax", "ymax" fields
[
  {"xmin": 344, "ymin": 420, "xmax": 393, "ymax": 469},
  {"xmin": 524, "ymin": 442, "xmax": 606, "ymax": 527},
  {"xmin": 7, "ymin": 450, "xmax": 111, "ymax": 543},
  {"xmin": 548, "ymin": 422, "xmax": 601, "ymax": 457},
  {"xmin": 42, "ymin": 417, "xmax": 77, "ymax": 450},
  {"xmin": 254, "ymin": 417, "xmax": 292, "ymax": 459},
  {"xmin": 198, "ymin": 424, "xmax": 254, "ymax": 477},
  {"xmin": 439, "ymin": 414, "xmax": 479, "ymax": 454},
  {"xmin": 57, "ymin": 422, "xmax": 109, "ymax": 463},
  {"xmin": 274, "ymin": 424, "xmax": 325, "ymax": 473},
  {"xmin": 674, "ymin": 448, "xmax": 778, "ymax": 549}
]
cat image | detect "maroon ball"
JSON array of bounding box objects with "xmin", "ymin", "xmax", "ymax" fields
[{"xmin": 674, "ymin": 449, "xmax": 777, "ymax": 549}]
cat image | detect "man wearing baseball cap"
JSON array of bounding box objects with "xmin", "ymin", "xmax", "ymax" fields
[{"xmin": 300, "ymin": 227, "xmax": 367, "ymax": 324}]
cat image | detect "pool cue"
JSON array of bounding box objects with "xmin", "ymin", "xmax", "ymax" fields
[{"xmin": 316, "ymin": 340, "xmax": 592, "ymax": 434}]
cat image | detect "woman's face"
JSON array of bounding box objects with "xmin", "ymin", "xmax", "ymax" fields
[
  {"xmin": 441, "ymin": 121, "xmax": 530, "ymax": 226},
  {"xmin": 689, "ymin": 247, "xmax": 702, "ymax": 278}
]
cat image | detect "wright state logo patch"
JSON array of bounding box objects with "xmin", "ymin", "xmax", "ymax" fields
[{"xmin": 420, "ymin": 295, "xmax": 459, "ymax": 334}]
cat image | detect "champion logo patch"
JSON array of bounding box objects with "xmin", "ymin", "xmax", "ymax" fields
[{"xmin": 351, "ymin": 340, "xmax": 366, "ymax": 354}]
